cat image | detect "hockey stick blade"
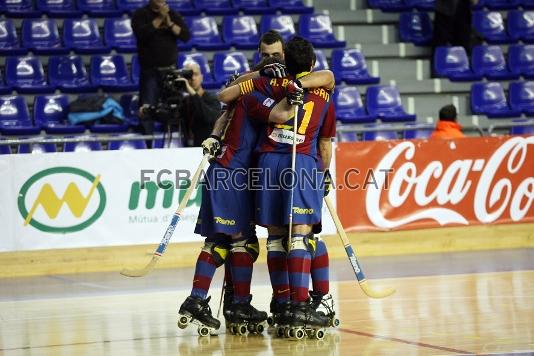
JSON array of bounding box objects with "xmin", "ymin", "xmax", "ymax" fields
[
  {"xmin": 324, "ymin": 196, "xmax": 396, "ymax": 299},
  {"xmin": 120, "ymin": 256, "xmax": 160, "ymax": 277}
]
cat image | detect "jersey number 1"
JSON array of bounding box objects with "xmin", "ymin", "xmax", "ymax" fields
[{"xmin": 297, "ymin": 101, "xmax": 314, "ymax": 135}]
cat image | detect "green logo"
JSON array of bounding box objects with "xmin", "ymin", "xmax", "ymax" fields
[
  {"xmin": 18, "ymin": 167, "xmax": 106, "ymax": 233},
  {"xmin": 128, "ymin": 180, "xmax": 201, "ymax": 210}
]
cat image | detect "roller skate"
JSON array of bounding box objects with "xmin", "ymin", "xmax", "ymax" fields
[
  {"xmin": 177, "ymin": 296, "xmax": 221, "ymax": 337},
  {"xmin": 285, "ymin": 302, "xmax": 330, "ymax": 340},
  {"xmin": 267, "ymin": 299, "xmax": 291, "ymax": 338},
  {"xmin": 309, "ymin": 292, "xmax": 340, "ymax": 328},
  {"xmin": 226, "ymin": 296, "xmax": 268, "ymax": 336}
]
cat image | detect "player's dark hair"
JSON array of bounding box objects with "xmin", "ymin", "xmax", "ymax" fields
[
  {"xmin": 252, "ymin": 56, "xmax": 284, "ymax": 71},
  {"xmin": 259, "ymin": 30, "xmax": 284, "ymax": 47},
  {"xmin": 439, "ymin": 104, "xmax": 457, "ymax": 122},
  {"xmin": 284, "ymin": 36, "xmax": 316, "ymax": 76}
]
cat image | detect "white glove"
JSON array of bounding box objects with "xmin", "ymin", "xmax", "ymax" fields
[{"xmin": 202, "ymin": 135, "xmax": 221, "ymax": 157}]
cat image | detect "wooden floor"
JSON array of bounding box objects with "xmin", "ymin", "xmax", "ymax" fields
[{"xmin": 1, "ymin": 251, "xmax": 533, "ymax": 355}]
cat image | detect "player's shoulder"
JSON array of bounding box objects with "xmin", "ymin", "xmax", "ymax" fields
[{"xmin": 305, "ymin": 86, "xmax": 333, "ymax": 102}]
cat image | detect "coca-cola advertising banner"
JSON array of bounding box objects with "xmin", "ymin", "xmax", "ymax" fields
[{"xmin": 336, "ymin": 136, "xmax": 534, "ymax": 231}]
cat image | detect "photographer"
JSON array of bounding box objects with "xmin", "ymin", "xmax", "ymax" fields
[
  {"xmin": 179, "ymin": 63, "xmax": 221, "ymax": 147},
  {"xmin": 132, "ymin": 0, "xmax": 190, "ymax": 135}
]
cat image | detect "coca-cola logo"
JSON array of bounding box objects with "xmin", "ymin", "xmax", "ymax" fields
[{"xmin": 365, "ymin": 136, "xmax": 534, "ymax": 229}]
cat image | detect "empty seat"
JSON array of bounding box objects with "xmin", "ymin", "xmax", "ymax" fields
[
  {"xmin": 48, "ymin": 55, "xmax": 96, "ymax": 93},
  {"xmin": 337, "ymin": 131, "xmax": 359, "ymax": 142},
  {"xmin": 403, "ymin": 122, "xmax": 434, "ymax": 139},
  {"xmin": 34, "ymin": 94, "xmax": 86, "ymax": 134},
  {"xmin": 18, "ymin": 142, "xmax": 58, "ymax": 154},
  {"xmin": 5, "ymin": 0, "xmax": 40, "ymax": 17},
  {"xmin": 131, "ymin": 55, "xmax": 140, "ymax": 86},
  {"xmin": 367, "ymin": 0, "xmax": 409, "ymax": 12},
  {"xmin": 0, "ymin": 70, "xmax": 11, "ymax": 95},
  {"xmin": 268, "ymin": 0, "xmax": 313, "ymax": 14},
  {"xmin": 64, "ymin": 137, "xmax": 103, "ymax": 152},
  {"xmin": 153, "ymin": 132, "xmax": 185, "ymax": 148},
  {"xmin": 187, "ymin": 16, "xmax": 230, "ymax": 51},
  {"xmin": 508, "ymin": 44, "xmax": 534, "ymax": 79},
  {"xmin": 22, "ymin": 19, "xmax": 67, "ymax": 55},
  {"xmin": 223, "ymin": 16, "xmax": 259, "ymax": 49},
  {"xmin": 485, "ymin": 0, "xmax": 521, "ymax": 10},
  {"xmin": 77, "ymin": 0, "xmax": 121, "ymax": 16},
  {"xmin": 63, "ymin": 19, "xmax": 110, "ymax": 54},
  {"xmin": 232, "ymin": 0, "xmax": 274, "ymax": 14},
  {"xmin": 434, "ymin": 46, "xmax": 483, "ymax": 81},
  {"xmin": 194, "ymin": 0, "xmax": 237, "ymax": 15},
  {"xmin": 362, "ymin": 124, "xmax": 399, "ymax": 141},
  {"xmin": 334, "ymin": 86, "xmax": 375, "ymax": 124},
  {"xmin": 404, "ymin": 0, "xmax": 435, "ymax": 10},
  {"xmin": 508, "ymin": 10, "xmax": 534, "ymax": 43},
  {"xmin": 0, "ymin": 95, "xmax": 41, "ymax": 135},
  {"xmin": 108, "ymin": 135, "xmax": 147, "ymax": 150},
  {"xmin": 365, "ymin": 85, "xmax": 417, "ymax": 122},
  {"xmin": 213, "ymin": 52, "xmax": 250, "ymax": 84},
  {"xmin": 298, "ymin": 14, "xmax": 346, "ymax": 48},
  {"xmin": 91, "ymin": 55, "xmax": 137, "ymax": 92},
  {"xmin": 5, "ymin": 56, "xmax": 54, "ymax": 94},
  {"xmin": 177, "ymin": 52, "xmax": 220, "ymax": 89},
  {"xmin": 509, "ymin": 81, "xmax": 534, "ymax": 115},
  {"xmin": 104, "ymin": 18, "xmax": 136, "ymax": 53},
  {"xmin": 0, "ymin": 143, "xmax": 12, "ymax": 154},
  {"xmin": 313, "ymin": 49, "xmax": 329, "ymax": 71},
  {"xmin": 116, "ymin": 0, "xmax": 149, "ymax": 13},
  {"xmin": 167, "ymin": 0, "xmax": 200, "ymax": 15},
  {"xmin": 331, "ymin": 48, "xmax": 380, "ymax": 85},
  {"xmin": 510, "ymin": 119, "xmax": 534, "ymax": 134},
  {"xmin": 399, "ymin": 12, "xmax": 433, "ymax": 46},
  {"xmin": 473, "ymin": 11, "xmax": 511, "ymax": 44},
  {"xmin": 259, "ymin": 15, "xmax": 296, "ymax": 42},
  {"xmin": 472, "ymin": 45, "xmax": 519, "ymax": 80},
  {"xmin": 0, "ymin": 19, "xmax": 27, "ymax": 55},
  {"xmin": 470, "ymin": 82, "xmax": 521, "ymax": 118},
  {"xmin": 36, "ymin": 0, "xmax": 81, "ymax": 17}
]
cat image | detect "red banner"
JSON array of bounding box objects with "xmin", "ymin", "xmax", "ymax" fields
[{"xmin": 335, "ymin": 136, "xmax": 534, "ymax": 231}]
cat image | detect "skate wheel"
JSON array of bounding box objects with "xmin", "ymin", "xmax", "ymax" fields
[
  {"xmin": 177, "ymin": 316, "xmax": 189, "ymax": 329},
  {"xmin": 247, "ymin": 323, "xmax": 256, "ymax": 333},
  {"xmin": 294, "ymin": 328, "xmax": 305, "ymax": 340},
  {"xmin": 315, "ymin": 329, "xmax": 325, "ymax": 340},
  {"xmin": 238, "ymin": 324, "xmax": 247, "ymax": 336},
  {"xmin": 256, "ymin": 323, "xmax": 265, "ymax": 334},
  {"xmin": 332, "ymin": 318, "xmax": 340, "ymax": 327},
  {"xmin": 267, "ymin": 316, "xmax": 274, "ymax": 326},
  {"xmin": 230, "ymin": 325, "xmax": 238, "ymax": 335},
  {"xmin": 198, "ymin": 326, "xmax": 210, "ymax": 337},
  {"xmin": 276, "ymin": 327, "xmax": 285, "ymax": 338},
  {"xmin": 285, "ymin": 328, "xmax": 292, "ymax": 338}
]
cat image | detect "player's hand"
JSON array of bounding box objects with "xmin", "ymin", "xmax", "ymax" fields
[
  {"xmin": 259, "ymin": 63, "xmax": 287, "ymax": 78},
  {"xmin": 202, "ymin": 135, "xmax": 222, "ymax": 157},
  {"xmin": 323, "ymin": 169, "xmax": 332, "ymax": 197},
  {"xmin": 286, "ymin": 79, "xmax": 304, "ymax": 106}
]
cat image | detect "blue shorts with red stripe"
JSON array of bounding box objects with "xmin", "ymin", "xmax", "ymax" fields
[
  {"xmin": 195, "ymin": 162, "xmax": 254, "ymax": 237},
  {"xmin": 255, "ymin": 152, "xmax": 323, "ymax": 227}
]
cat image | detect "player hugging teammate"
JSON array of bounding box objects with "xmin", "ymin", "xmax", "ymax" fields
[{"xmin": 177, "ymin": 34, "xmax": 339, "ymax": 340}]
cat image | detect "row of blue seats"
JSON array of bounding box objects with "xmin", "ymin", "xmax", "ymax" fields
[
  {"xmin": 368, "ymin": 0, "xmax": 534, "ymax": 12},
  {"xmin": 0, "ymin": 0, "xmax": 312, "ymax": 17},
  {"xmin": 0, "ymin": 47, "xmax": 379, "ymax": 93},
  {"xmin": 471, "ymin": 81, "xmax": 534, "ymax": 118},
  {"xmin": 434, "ymin": 45, "xmax": 534, "ymax": 82}
]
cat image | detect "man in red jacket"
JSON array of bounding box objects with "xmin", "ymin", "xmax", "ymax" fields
[{"xmin": 431, "ymin": 104, "xmax": 465, "ymax": 139}]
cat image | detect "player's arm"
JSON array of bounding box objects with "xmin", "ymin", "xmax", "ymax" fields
[
  {"xmin": 269, "ymin": 100, "xmax": 294, "ymax": 123},
  {"xmin": 318, "ymin": 138, "xmax": 332, "ymax": 169},
  {"xmin": 299, "ymin": 70, "xmax": 335, "ymax": 90},
  {"xmin": 210, "ymin": 110, "xmax": 229, "ymax": 138}
]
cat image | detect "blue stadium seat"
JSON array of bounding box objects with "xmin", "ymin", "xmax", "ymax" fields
[
  {"xmin": 104, "ymin": 18, "xmax": 136, "ymax": 53},
  {"xmin": 131, "ymin": 55, "xmax": 140, "ymax": 87},
  {"xmin": 508, "ymin": 44, "xmax": 534, "ymax": 79},
  {"xmin": 337, "ymin": 131, "xmax": 359, "ymax": 142},
  {"xmin": 367, "ymin": 0, "xmax": 409, "ymax": 12},
  {"xmin": 18, "ymin": 142, "xmax": 58, "ymax": 154},
  {"xmin": 0, "ymin": 70, "xmax": 12, "ymax": 95},
  {"xmin": 472, "ymin": 45, "xmax": 519, "ymax": 80},
  {"xmin": 213, "ymin": 51, "xmax": 250, "ymax": 84},
  {"xmin": 331, "ymin": 48, "xmax": 380, "ymax": 85},
  {"xmin": 334, "ymin": 86, "xmax": 376, "ymax": 124},
  {"xmin": 0, "ymin": 143, "xmax": 12, "ymax": 155},
  {"xmin": 77, "ymin": 0, "xmax": 121, "ymax": 16},
  {"xmin": 22, "ymin": 19, "xmax": 68, "ymax": 55},
  {"xmin": 5, "ymin": 0, "xmax": 40, "ymax": 17},
  {"xmin": 194, "ymin": 0, "xmax": 237, "ymax": 15},
  {"xmin": 434, "ymin": 46, "xmax": 483, "ymax": 81},
  {"xmin": 116, "ymin": 0, "xmax": 148, "ymax": 13},
  {"xmin": 268, "ymin": 0, "xmax": 313, "ymax": 14},
  {"xmin": 508, "ymin": 10, "xmax": 534, "ymax": 43},
  {"xmin": 177, "ymin": 52, "xmax": 221, "ymax": 89},
  {"xmin": 485, "ymin": 0, "xmax": 520, "ymax": 10},
  {"xmin": 108, "ymin": 135, "xmax": 147, "ymax": 150},
  {"xmin": 473, "ymin": 11, "xmax": 511, "ymax": 44},
  {"xmin": 403, "ymin": 122, "xmax": 434, "ymax": 139},
  {"xmin": 120, "ymin": 94, "xmax": 140, "ymax": 125},
  {"xmin": 299, "ymin": 14, "xmax": 346, "ymax": 48},
  {"xmin": 0, "ymin": 19, "xmax": 27, "ymax": 55},
  {"xmin": 233, "ymin": 0, "xmax": 274, "ymax": 14},
  {"xmin": 167, "ymin": 0, "xmax": 200, "ymax": 15},
  {"xmin": 36, "ymin": 0, "xmax": 81, "ymax": 17},
  {"xmin": 362, "ymin": 124, "xmax": 398, "ymax": 141},
  {"xmin": 34, "ymin": 94, "xmax": 86, "ymax": 134},
  {"xmin": 48, "ymin": 55, "xmax": 96, "ymax": 93},
  {"xmin": 153, "ymin": 132, "xmax": 185, "ymax": 148},
  {"xmin": 510, "ymin": 119, "xmax": 534, "ymax": 134},
  {"xmin": 313, "ymin": 49, "xmax": 329, "ymax": 71},
  {"xmin": 223, "ymin": 16, "xmax": 260, "ymax": 49},
  {"xmin": 259, "ymin": 15, "xmax": 296, "ymax": 42},
  {"xmin": 5, "ymin": 56, "xmax": 54, "ymax": 94},
  {"xmin": 63, "ymin": 19, "xmax": 110, "ymax": 54},
  {"xmin": 509, "ymin": 81, "xmax": 534, "ymax": 115},
  {"xmin": 398, "ymin": 12, "xmax": 433, "ymax": 46},
  {"xmin": 404, "ymin": 0, "xmax": 435, "ymax": 10},
  {"xmin": 64, "ymin": 137, "xmax": 103, "ymax": 152},
  {"xmin": 521, "ymin": 0, "xmax": 534, "ymax": 10},
  {"xmin": 187, "ymin": 16, "xmax": 230, "ymax": 51},
  {"xmin": 0, "ymin": 95, "xmax": 41, "ymax": 135},
  {"xmin": 365, "ymin": 85, "xmax": 417, "ymax": 122},
  {"xmin": 91, "ymin": 55, "xmax": 137, "ymax": 92},
  {"xmin": 470, "ymin": 82, "xmax": 522, "ymax": 118}
]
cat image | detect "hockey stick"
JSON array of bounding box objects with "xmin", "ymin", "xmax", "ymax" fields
[
  {"xmin": 324, "ymin": 196, "xmax": 395, "ymax": 299},
  {"xmin": 287, "ymin": 104, "xmax": 299, "ymax": 241},
  {"xmin": 121, "ymin": 154, "xmax": 210, "ymax": 277},
  {"xmin": 216, "ymin": 273, "xmax": 226, "ymax": 318}
]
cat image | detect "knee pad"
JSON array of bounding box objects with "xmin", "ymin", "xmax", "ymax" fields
[
  {"xmin": 267, "ymin": 236, "xmax": 288, "ymax": 254},
  {"xmin": 290, "ymin": 233, "xmax": 317, "ymax": 257},
  {"xmin": 231, "ymin": 236, "xmax": 260, "ymax": 262},
  {"xmin": 202, "ymin": 242, "xmax": 230, "ymax": 267}
]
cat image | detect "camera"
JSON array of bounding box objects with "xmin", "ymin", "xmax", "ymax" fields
[{"xmin": 161, "ymin": 68, "xmax": 193, "ymax": 94}]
